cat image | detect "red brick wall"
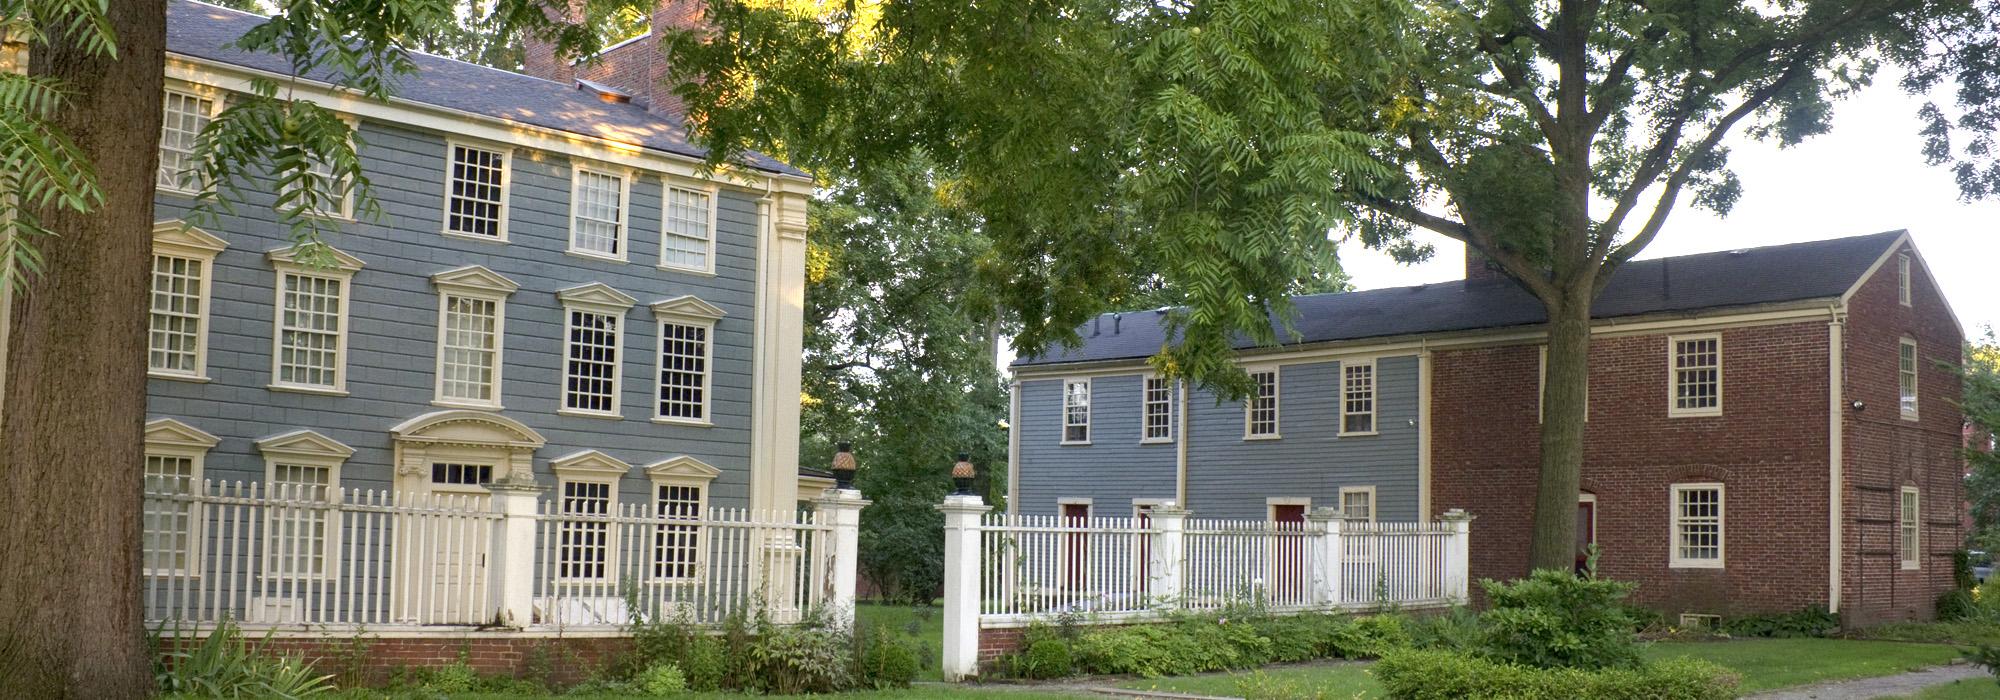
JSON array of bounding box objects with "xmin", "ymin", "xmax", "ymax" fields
[
  {"xmin": 1432, "ymin": 319, "xmax": 1835, "ymax": 616},
  {"xmin": 1838, "ymin": 242, "xmax": 1965, "ymax": 626},
  {"xmin": 158, "ymin": 634, "xmax": 633, "ymax": 688}
]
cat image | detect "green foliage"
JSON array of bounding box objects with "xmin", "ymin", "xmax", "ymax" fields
[
  {"xmin": 634, "ymin": 663, "xmax": 686, "ymax": 696},
  {"xmin": 1478, "ymin": 569, "xmax": 1641, "ymax": 670},
  {"xmin": 1720, "ymin": 606, "xmax": 1840, "ymax": 639},
  {"xmin": 0, "ymin": 1, "xmax": 113, "ymax": 293},
  {"xmin": 1035, "ymin": 611, "xmax": 1418, "ymax": 679},
  {"xmin": 853, "ymin": 624, "xmax": 920, "ymax": 688},
  {"xmin": 1966, "ymin": 644, "xmax": 2000, "ymax": 684},
  {"xmin": 1233, "ymin": 670, "xmax": 1353, "ymax": 700},
  {"xmin": 1938, "ymin": 589, "xmax": 1981, "ymax": 622},
  {"xmin": 152, "ymin": 621, "xmax": 335, "ymax": 698},
  {"xmin": 1375, "ymin": 649, "xmax": 1739, "ymax": 700},
  {"xmin": 745, "ymin": 620, "xmax": 855, "ymax": 694},
  {"xmin": 1018, "ymin": 639, "xmax": 1075, "ymax": 680},
  {"xmin": 677, "ymin": 636, "xmax": 727, "ymax": 692},
  {"xmin": 1964, "ymin": 331, "xmax": 2000, "ymax": 532},
  {"xmin": 1406, "ymin": 607, "xmax": 1483, "ymax": 653}
]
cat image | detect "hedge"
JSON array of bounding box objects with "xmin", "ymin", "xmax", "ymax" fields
[{"xmin": 1374, "ymin": 649, "xmax": 1740, "ymax": 700}]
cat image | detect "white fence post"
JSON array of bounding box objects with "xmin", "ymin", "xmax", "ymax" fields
[
  {"xmin": 487, "ymin": 474, "xmax": 545, "ymax": 628},
  {"xmin": 938, "ymin": 493, "xmax": 990, "ymax": 681},
  {"xmin": 1307, "ymin": 507, "xmax": 1342, "ymax": 608},
  {"xmin": 1442, "ymin": 509, "xmax": 1473, "ymax": 604},
  {"xmin": 816, "ymin": 488, "xmax": 870, "ymax": 630},
  {"xmin": 1148, "ymin": 504, "xmax": 1187, "ymax": 608}
]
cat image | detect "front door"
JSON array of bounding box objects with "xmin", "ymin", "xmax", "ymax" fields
[
  {"xmin": 1575, "ymin": 495, "xmax": 1597, "ymax": 574},
  {"xmin": 1062, "ymin": 503, "xmax": 1091, "ymax": 591},
  {"xmin": 395, "ymin": 461, "xmax": 496, "ymax": 624},
  {"xmin": 1271, "ymin": 504, "xmax": 1306, "ymax": 603}
]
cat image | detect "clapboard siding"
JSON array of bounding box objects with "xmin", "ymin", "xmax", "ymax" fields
[
  {"xmin": 1014, "ymin": 374, "xmax": 1178, "ymax": 517},
  {"xmin": 1015, "ymin": 355, "xmax": 1422, "ymax": 521},
  {"xmin": 148, "ymin": 119, "xmax": 760, "ymax": 509}
]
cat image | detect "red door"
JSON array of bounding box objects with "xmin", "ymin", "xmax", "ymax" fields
[
  {"xmin": 1063, "ymin": 503, "xmax": 1090, "ymax": 590},
  {"xmin": 1134, "ymin": 507, "xmax": 1153, "ymax": 596},
  {"xmin": 1272, "ymin": 505, "xmax": 1306, "ymax": 602},
  {"xmin": 1575, "ymin": 498, "xmax": 1597, "ymax": 573}
]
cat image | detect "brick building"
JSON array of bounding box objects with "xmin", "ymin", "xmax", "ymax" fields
[{"xmin": 1011, "ymin": 231, "xmax": 1966, "ymax": 625}]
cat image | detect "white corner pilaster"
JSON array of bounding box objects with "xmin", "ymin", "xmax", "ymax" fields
[
  {"xmin": 748, "ymin": 186, "xmax": 810, "ymax": 514},
  {"xmin": 487, "ymin": 475, "xmax": 545, "ymax": 628},
  {"xmin": 938, "ymin": 493, "xmax": 991, "ymax": 681}
]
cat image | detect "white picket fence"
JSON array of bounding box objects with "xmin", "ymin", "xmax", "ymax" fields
[{"xmin": 141, "ymin": 480, "xmax": 860, "ymax": 633}]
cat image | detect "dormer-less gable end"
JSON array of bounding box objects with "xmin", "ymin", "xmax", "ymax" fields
[
  {"xmin": 650, "ymin": 295, "xmax": 726, "ymax": 322},
  {"xmin": 430, "ymin": 265, "xmax": 521, "ymax": 297},
  {"xmin": 254, "ymin": 429, "xmax": 357, "ymax": 460},
  {"xmin": 557, "ymin": 282, "xmax": 639, "ymax": 313},
  {"xmin": 550, "ymin": 449, "xmax": 635, "ymax": 477}
]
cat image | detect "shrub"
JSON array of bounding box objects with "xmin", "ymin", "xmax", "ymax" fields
[
  {"xmin": 1018, "ymin": 639, "xmax": 1074, "ymax": 679},
  {"xmin": 154, "ymin": 620, "xmax": 336, "ymax": 698},
  {"xmin": 1478, "ymin": 569, "xmax": 1641, "ymax": 670},
  {"xmin": 1407, "ymin": 607, "xmax": 1482, "ymax": 652},
  {"xmin": 679, "ymin": 636, "xmax": 727, "ymax": 692},
  {"xmin": 1375, "ymin": 649, "xmax": 1739, "ymax": 700},
  {"xmin": 1720, "ymin": 606, "xmax": 1839, "ymax": 638},
  {"xmin": 1967, "ymin": 644, "xmax": 2000, "ymax": 683},
  {"xmin": 1939, "ymin": 589, "xmax": 1981, "ymax": 622},
  {"xmin": 1330, "ymin": 613, "xmax": 1412, "ymax": 659},
  {"xmin": 748, "ymin": 619, "xmax": 855, "ymax": 694},
  {"xmin": 854, "ymin": 625, "xmax": 920, "ymax": 688},
  {"xmin": 635, "ymin": 663, "xmax": 687, "ymax": 696},
  {"xmin": 1955, "ymin": 549, "xmax": 1978, "ymax": 590}
]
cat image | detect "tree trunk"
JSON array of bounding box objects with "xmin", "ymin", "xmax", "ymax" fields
[
  {"xmin": 1527, "ymin": 296, "xmax": 1591, "ymax": 572},
  {"xmin": 0, "ymin": 2, "xmax": 166, "ymax": 697}
]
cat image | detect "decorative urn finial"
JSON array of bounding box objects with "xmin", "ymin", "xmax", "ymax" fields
[
  {"xmin": 951, "ymin": 452, "xmax": 976, "ymax": 496},
  {"xmin": 831, "ymin": 441, "xmax": 857, "ymax": 490}
]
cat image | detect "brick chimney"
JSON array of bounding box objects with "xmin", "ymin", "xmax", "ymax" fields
[
  {"xmin": 1465, "ymin": 245, "xmax": 1506, "ymax": 282},
  {"xmin": 519, "ymin": 0, "xmax": 708, "ymax": 119},
  {"xmin": 520, "ymin": 0, "xmax": 587, "ymax": 85}
]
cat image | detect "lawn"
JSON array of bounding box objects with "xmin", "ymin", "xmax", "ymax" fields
[
  {"xmin": 422, "ymin": 691, "xmax": 1091, "ymax": 700},
  {"xmin": 1891, "ymin": 677, "xmax": 2000, "ymax": 699},
  {"xmin": 1112, "ymin": 638, "xmax": 1966, "ymax": 698},
  {"xmin": 854, "ymin": 601, "xmax": 946, "ymax": 682}
]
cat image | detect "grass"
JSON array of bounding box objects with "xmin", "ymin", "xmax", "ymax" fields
[
  {"xmin": 1890, "ymin": 676, "xmax": 2000, "ymax": 699},
  {"xmin": 420, "ymin": 691, "xmax": 1092, "ymax": 700},
  {"xmin": 1857, "ymin": 620, "xmax": 2000, "ymax": 647},
  {"xmin": 1110, "ymin": 638, "xmax": 1966, "ymax": 698},
  {"xmin": 854, "ymin": 601, "xmax": 946, "ymax": 682}
]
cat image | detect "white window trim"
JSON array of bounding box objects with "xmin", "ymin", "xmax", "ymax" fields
[
  {"xmin": 1338, "ymin": 486, "xmax": 1377, "ymax": 524},
  {"xmin": 1900, "ymin": 486, "xmax": 1921, "ymax": 570},
  {"xmin": 1578, "ymin": 492, "xmax": 1598, "ymax": 547},
  {"xmin": 551, "ymin": 450, "xmax": 632, "ymax": 582},
  {"xmin": 1061, "ymin": 378, "xmax": 1092, "ymax": 445},
  {"xmin": 557, "ymin": 282, "xmax": 639, "ymax": 420},
  {"xmin": 149, "ymin": 221, "xmax": 228, "ymax": 382},
  {"xmin": 658, "ymin": 181, "xmax": 719, "ymax": 275},
  {"xmin": 567, "ymin": 163, "xmax": 632, "ymax": 262},
  {"xmin": 645, "ymin": 456, "xmax": 719, "ymax": 582},
  {"xmin": 1339, "ymin": 358, "xmax": 1379, "ymax": 437},
  {"xmin": 157, "ymin": 87, "xmax": 223, "ymax": 196},
  {"xmin": 1898, "ymin": 253, "xmax": 1913, "ymax": 307},
  {"xmin": 1669, "ymin": 482, "xmax": 1726, "ymax": 569},
  {"xmin": 1899, "ymin": 337, "xmax": 1920, "ymax": 422},
  {"xmin": 1666, "ymin": 333, "xmax": 1724, "ymax": 418},
  {"xmin": 1140, "ymin": 373, "xmax": 1174, "ymax": 444},
  {"xmin": 429, "ymin": 265, "xmax": 520, "ymax": 410},
  {"xmin": 650, "ymin": 295, "xmax": 726, "ymax": 426},
  {"xmin": 288, "ymin": 114, "xmax": 359, "ymax": 221},
  {"xmin": 1244, "ymin": 366, "xmax": 1282, "ymax": 440},
  {"xmin": 265, "ymin": 245, "xmax": 364, "ymax": 396},
  {"xmin": 255, "ymin": 430, "xmax": 355, "ymax": 581},
  {"xmin": 1538, "ymin": 346, "xmax": 1589, "ymax": 423},
  {"xmin": 143, "ymin": 418, "xmax": 220, "ymax": 578},
  {"xmin": 440, "ymin": 139, "xmax": 512, "ymax": 243}
]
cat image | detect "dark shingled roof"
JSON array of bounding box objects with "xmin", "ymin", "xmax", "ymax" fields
[
  {"xmin": 169, "ymin": 0, "xmax": 803, "ymax": 177},
  {"xmin": 1015, "ymin": 231, "xmax": 1905, "ymax": 367}
]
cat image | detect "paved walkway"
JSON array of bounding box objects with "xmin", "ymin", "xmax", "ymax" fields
[{"xmin": 1745, "ymin": 663, "xmax": 1988, "ymax": 700}]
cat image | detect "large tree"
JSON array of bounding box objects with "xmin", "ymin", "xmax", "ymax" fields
[{"xmin": 661, "ymin": 0, "xmax": 2000, "ymax": 571}]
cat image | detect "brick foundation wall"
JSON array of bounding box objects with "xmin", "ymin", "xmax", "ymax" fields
[
  {"xmin": 1432, "ymin": 319, "xmax": 1836, "ymax": 616},
  {"xmin": 979, "ymin": 627, "xmax": 1026, "ymax": 666},
  {"xmin": 1838, "ymin": 242, "xmax": 1965, "ymax": 626},
  {"xmin": 159, "ymin": 634, "xmax": 634, "ymax": 688}
]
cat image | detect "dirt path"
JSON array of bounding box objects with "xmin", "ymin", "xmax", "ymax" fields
[{"xmin": 1743, "ymin": 664, "xmax": 1988, "ymax": 700}]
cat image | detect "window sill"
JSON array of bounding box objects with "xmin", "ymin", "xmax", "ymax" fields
[
  {"xmin": 1060, "ymin": 440, "xmax": 1092, "ymax": 447},
  {"xmin": 1338, "ymin": 430, "xmax": 1380, "ymax": 438},
  {"xmin": 1667, "ymin": 409, "xmax": 1723, "ymax": 419},
  {"xmin": 566, "ymin": 249, "xmax": 628, "ymax": 265},
  {"xmin": 1901, "ymin": 562, "xmax": 1921, "ymax": 571},
  {"xmin": 656, "ymin": 263, "xmax": 718, "ymax": 277},
  {"xmin": 1139, "ymin": 438, "xmax": 1173, "ymax": 445},
  {"xmin": 268, "ymin": 383, "xmax": 349, "ymax": 397},
  {"xmin": 441, "ymin": 230, "xmax": 509, "ymax": 245},
  {"xmin": 433, "ymin": 399, "xmax": 504, "ymax": 412},
  {"xmin": 150, "ymin": 371, "xmax": 211, "ymax": 384},
  {"xmin": 1667, "ymin": 561, "xmax": 1725, "ymax": 570},
  {"xmin": 559, "ymin": 408, "xmax": 624, "ymax": 421},
  {"xmin": 652, "ymin": 417, "xmax": 714, "ymax": 428},
  {"xmin": 1244, "ymin": 434, "xmax": 1282, "ymax": 442},
  {"xmin": 1900, "ymin": 413, "xmax": 1920, "ymax": 422},
  {"xmin": 156, "ymin": 185, "xmax": 206, "ymax": 198}
]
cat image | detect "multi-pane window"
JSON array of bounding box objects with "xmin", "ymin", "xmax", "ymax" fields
[
  {"xmin": 1669, "ymin": 335, "xmax": 1721, "ymax": 416},
  {"xmin": 1246, "ymin": 370, "xmax": 1279, "ymax": 437},
  {"xmin": 445, "ymin": 143, "xmax": 506, "ymax": 238},
  {"xmin": 558, "ymin": 481, "xmax": 612, "ymax": 579},
  {"xmin": 1670, "ymin": 483, "xmax": 1724, "ymax": 568},
  {"xmin": 437, "ymin": 294, "xmax": 501, "ymax": 405},
  {"xmin": 291, "ymin": 155, "xmax": 352, "ymax": 219},
  {"xmin": 1898, "ymin": 253, "xmax": 1913, "ymax": 306},
  {"xmin": 656, "ymin": 321, "xmax": 709, "ymax": 421},
  {"xmin": 158, "ymin": 90, "xmax": 214, "ymax": 192},
  {"xmin": 149, "ymin": 255, "xmax": 206, "ymax": 376},
  {"xmin": 571, "ymin": 169, "xmax": 625, "ymax": 258},
  {"xmin": 1342, "ymin": 361, "xmax": 1376, "ymax": 435},
  {"xmin": 267, "ymin": 464, "xmax": 333, "ymax": 577},
  {"xmin": 661, "ymin": 186, "xmax": 712, "ymax": 270},
  {"xmin": 1062, "ymin": 379, "xmax": 1090, "ymax": 444},
  {"xmin": 1901, "ymin": 487, "xmax": 1921, "ymax": 570},
  {"xmin": 1900, "ymin": 339, "xmax": 1920, "ymax": 420},
  {"xmin": 275, "ymin": 272, "xmax": 345, "ymax": 389},
  {"xmin": 431, "ymin": 462, "xmax": 493, "ymax": 486},
  {"xmin": 564, "ymin": 309, "xmax": 621, "ymax": 414},
  {"xmin": 142, "ymin": 455, "xmax": 199, "ymax": 574},
  {"xmin": 654, "ymin": 485, "xmax": 702, "ymax": 580},
  {"xmin": 1142, "ymin": 376, "xmax": 1173, "ymax": 442},
  {"xmin": 1340, "ymin": 488, "xmax": 1374, "ymax": 526}
]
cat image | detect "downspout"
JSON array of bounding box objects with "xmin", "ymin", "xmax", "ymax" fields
[{"xmin": 1827, "ymin": 304, "xmax": 1846, "ymax": 614}]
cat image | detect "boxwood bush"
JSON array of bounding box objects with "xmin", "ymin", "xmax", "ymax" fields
[{"xmin": 1376, "ymin": 649, "xmax": 1739, "ymax": 700}]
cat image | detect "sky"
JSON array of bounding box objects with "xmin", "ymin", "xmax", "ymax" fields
[{"xmin": 1336, "ymin": 71, "xmax": 2000, "ymax": 340}]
